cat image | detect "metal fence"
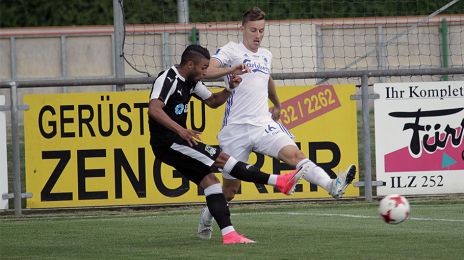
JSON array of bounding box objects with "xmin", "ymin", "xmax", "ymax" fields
[{"xmin": 1, "ymin": 66, "xmax": 464, "ymax": 215}]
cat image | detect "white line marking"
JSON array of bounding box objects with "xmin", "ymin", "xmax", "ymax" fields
[{"xmin": 233, "ymin": 211, "xmax": 464, "ymax": 222}]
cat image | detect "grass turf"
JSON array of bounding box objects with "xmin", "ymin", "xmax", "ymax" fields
[{"xmin": 1, "ymin": 198, "xmax": 464, "ymax": 259}]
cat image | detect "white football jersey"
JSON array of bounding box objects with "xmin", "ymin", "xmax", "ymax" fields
[{"xmin": 212, "ymin": 41, "xmax": 272, "ymax": 127}]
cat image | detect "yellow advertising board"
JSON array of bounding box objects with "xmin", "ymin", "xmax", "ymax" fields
[{"xmin": 24, "ymin": 85, "xmax": 358, "ymax": 208}]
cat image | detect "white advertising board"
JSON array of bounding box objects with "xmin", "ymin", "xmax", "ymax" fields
[{"xmin": 374, "ymin": 81, "xmax": 464, "ymax": 195}]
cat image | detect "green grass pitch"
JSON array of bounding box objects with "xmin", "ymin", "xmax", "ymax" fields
[{"xmin": 1, "ymin": 197, "xmax": 464, "ymax": 259}]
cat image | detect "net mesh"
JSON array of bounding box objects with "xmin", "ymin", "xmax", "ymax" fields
[{"xmin": 122, "ymin": 0, "xmax": 464, "ymax": 86}]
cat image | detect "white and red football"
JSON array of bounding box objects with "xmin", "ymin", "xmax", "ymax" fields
[{"xmin": 378, "ymin": 194, "xmax": 410, "ymax": 224}]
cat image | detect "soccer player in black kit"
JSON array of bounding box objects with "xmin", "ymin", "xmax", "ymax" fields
[{"xmin": 148, "ymin": 45, "xmax": 303, "ymax": 244}]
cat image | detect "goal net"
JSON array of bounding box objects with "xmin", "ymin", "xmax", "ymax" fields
[{"xmin": 122, "ymin": 0, "xmax": 464, "ymax": 86}]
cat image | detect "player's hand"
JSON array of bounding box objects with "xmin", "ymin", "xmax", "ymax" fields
[
  {"xmin": 270, "ymin": 106, "xmax": 281, "ymax": 121},
  {"xmin": 230, "ymin": 64, "xmax": 251, "ymax": 75},
  {"xmin": 228, "ymin": 74, "xmax": 242, "ymax": 90},
  {"xmin": 178, "ymin": 128, "xmax": 202, "ymax": 146}
]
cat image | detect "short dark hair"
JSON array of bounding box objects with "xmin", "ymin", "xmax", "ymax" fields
[
  {"xmin": 242, "ymin": 7, "xmax": 265, "ymax": 25},
  {"xmin": 180, "ymin": 44, "xmax": 210, "ymax": 66}
]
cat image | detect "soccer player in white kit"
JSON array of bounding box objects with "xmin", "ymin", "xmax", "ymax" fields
[{"xmin": 197, "ymin": 7, "xmax": 356, "ymax": 240}]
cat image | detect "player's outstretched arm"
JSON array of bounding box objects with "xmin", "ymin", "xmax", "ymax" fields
[
  {"xmin": 203, "ymin": 89, "xmax": 231, "ymax": 109},
  {"xmin": 205, "ymin": 59, "xmax": 250, "ymax": 79},
  {"xmin": 203, "ymin": 75, "xmax": 242, "ymax": 108}
]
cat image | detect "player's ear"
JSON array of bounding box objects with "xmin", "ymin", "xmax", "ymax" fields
[{"xmin": 186, "ymin": 60, "xmax": 195, "ymax": 70}]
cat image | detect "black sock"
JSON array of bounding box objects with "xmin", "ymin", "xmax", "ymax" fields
[
  {"xmin": 229, "ymin": 161, "xmax": 270, "ymax": 184},
  {"xmin": 205, "ymin": 193, "xmax": 232, "ymax": 230}
]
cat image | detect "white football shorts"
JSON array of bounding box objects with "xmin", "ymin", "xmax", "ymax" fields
[{"xmin": 218, "ymin": 120, "xmax": 296, "ymax": 180}]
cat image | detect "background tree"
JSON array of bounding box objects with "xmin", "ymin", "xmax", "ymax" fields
[{"xmin": 0, "ymin": 0, "xmax": 461, "ymax": 28}]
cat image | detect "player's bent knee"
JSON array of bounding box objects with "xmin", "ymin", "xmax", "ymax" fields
[
  {"xmin": 222, "ymin": 179, "xmax": 241, "ymax": 201},
  {"xmin": 213, "ymin": 152, "xmax": 230, "ymax": 168},
  {"xmin": 199, "ymin": 173, "xmax": 220, "ymax": 189},
  {"xmin": 223, "ymin": 189, "xmax": 236, "ymax": 201},
  {"xmin": 225, "ymin": 194, "xmax": 235, "ymax": 202}
]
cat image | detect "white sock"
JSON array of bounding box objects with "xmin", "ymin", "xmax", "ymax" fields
[
  {"xmin": 222, "ymin": 156, "xmax": 238, "ymax": 175},
  {"xmin": 221, "ymin": 226, "xmax": 235, "ymax": 236},
  {"xmin": 204, "ymin": 183, "xmax": 223, "ymax": 196},
  {"xmin": 300, "ymin": 160, "xmax": 332, "ymax": 191},
  {"xmin": 203, "ymin": 184, "xmax": 223, "ymax": 223},
  {"xmin": 268, "ymin": 175, "xmax": 277, "ymax": 186},
  {"xmin": 296, "ymin": 158, "xmax": 310, "ymax": 169},
  {"xmin": 201, "ymin": 206, "xmax": 213, "ymax": 224}
]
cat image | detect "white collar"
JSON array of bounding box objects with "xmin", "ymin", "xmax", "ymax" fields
[{"xmin": 172, "ymin": 65, "xmax": 186, "ymax": 81}]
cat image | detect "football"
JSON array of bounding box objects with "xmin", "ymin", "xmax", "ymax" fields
[{"xmin": 378, "ymin": 194, "xmax": 410, "ymax": 224}]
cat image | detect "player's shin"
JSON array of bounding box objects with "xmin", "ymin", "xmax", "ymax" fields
[
  {"xmin": 204, "ymin": 183, "xmax": 234, "ymax": 232},
  {"xmin": 223, "ymin": 157, "xmax": 271, "ymax": 184}
]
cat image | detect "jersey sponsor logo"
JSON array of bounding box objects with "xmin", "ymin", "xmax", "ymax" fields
[
  {"xmin": 175, "ymin": 103, "xmax": 188, "ymax": 115},
  {"xmin": 204, "ymin": 145, "xmax": 217, "ymax": 157},
  {"xmin": 243, "ymin": 59, "xmax": 270, "ymax": 74},
  {"xmin": 167, "ymin": 77, "xmax": 174, "ymax": 83},
  {"xmin": 177, "ymin": 89, "xmax": 182, "ymax": 96}
]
